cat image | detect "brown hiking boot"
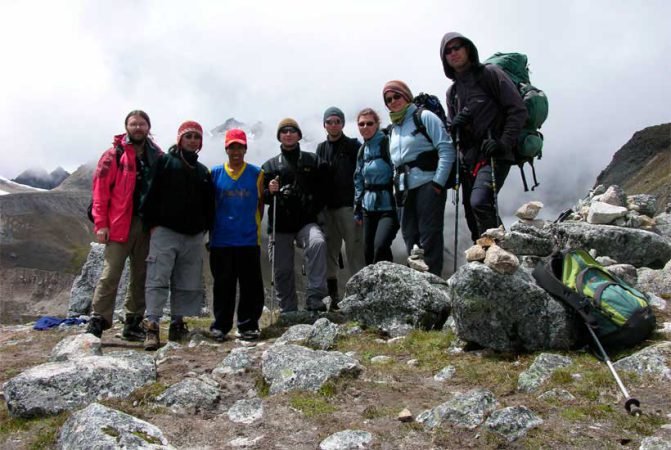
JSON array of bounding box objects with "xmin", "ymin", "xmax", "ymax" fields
[{"xmin": 144, "ymin": 320, "xmax": 160, "ymax": 351}]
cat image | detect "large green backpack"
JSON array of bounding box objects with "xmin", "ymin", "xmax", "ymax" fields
[
  {"xmin": 533, "ymin": 249, "xmax": 656, "ymax": 350},
  {"xmin": 483, "ymin": 52, "xmax": 549, "ymax": 191}
]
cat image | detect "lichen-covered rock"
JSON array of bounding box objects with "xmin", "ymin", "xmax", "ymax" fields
[
  {"xmin": 627, "ymin": 194, "xmax": 657, "ymax": 217},
  {"xmin": 639, "ymin": 436, "xmax": 671, "ymax": 450},
  {"xmin": 212, "ymin": 347, "xmax": 254, "ymax": 378},
  {"xmin": 499, "ymin": 223, "xmax": 554, "ymax": 257},
  {"xmin": 607, "ymin": 264, "xmax": 638, "ymax": 286},
  {"xmin": 434, "ymin": 366, "xmax": 456, "ymax": 382},
  {"xmin": 340, "ymin": 262, "xmax": 450, "ymax": 334},
  {"xmin": 450, "ymin": 263, "xmax": 579, "ymax": 352},
  {"xmin": 227, "ymin": 398, "xmax": 263, "ymax": 424},
  {"xmin": 68, "ymin": 243, "xmax": 129, "ymax": 318},
  {"xmin": 261, "ymin": 344, "xmax": 362, "ymax": 394},
  {"xmin": 549, "ymin": 222, "xmax": 671, "ymax": 268},
  {"xmin": 155, "ymin": 378, "xmax": 220, "ymax": 414},
  {"xmin": 537, "ymin": 388, "xmax": 576, "ymax": 402},
  {"xmin": 484, "ymin": 405, "xmax": 543, "ymax": 442},
  {"xmin": 57, "ymin": 402, "xmax": 173, "ymax": 449},
  {"xmin": 416, "ymin": 388, "xmax": 498, "ymax": 430},
  {"xmin": 612, "ymin": 342, "xmax": 671, "ymax": 380},
  {"xmin": 319, "ymin": 430, "xmax": 374, "ymax": 450},
  {"xmin": 655, "ymin": 212, "xmax": 671, "ymax": 239},
  {"xmin": 598, "ymin": 185, "xmax": 627, "ymax": 207},
  {"xmin": 307, "ymin": 318, "xmax": 339, "ymax": 350},
  {"xmin": 517, "ymin": 353, "xmax": 573, "ymax": 393},
  {"xmin": 49, "ymin": 333, "xmax": 102, "ymax": 362},
  {"xmin": 275, "ymin": 324, "xmax": 314, "ymax": 346},
  {"xmin": 4, "ymin": 351, "xmax": 156, "ymax": 418},
  {"xmin": 637, "ymin": 261, "xmax": 671, "ymax": 298}
]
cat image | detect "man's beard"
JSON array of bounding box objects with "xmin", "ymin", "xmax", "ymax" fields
[{"xmin": 128, "ymin": 134, "xmax": 147, "ymax": 145}]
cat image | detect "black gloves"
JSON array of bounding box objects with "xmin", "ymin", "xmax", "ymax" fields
[
  {"xmin": 450, "ymin": 109, "xmax": 472, "ymax": 131},
  {"xmin": 480, "ymin": 139, "xmax": 502, "ymax": 158}
]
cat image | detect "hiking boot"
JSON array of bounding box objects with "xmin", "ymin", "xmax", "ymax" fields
[
  {"xmin": 235, "ymin": 329, "xmax": 260, "ymax": 341},
  {"xmin": 209, "ymin": 328, "xmax": 228, "ymax": 342},
  {"xmin": 122, "ymin": 315, "xmax": 146, "ymax": 342},
  {"xmin": 408, "ymin": 244, "xmax": 429, "ymax": 272},
  {"xmin": 327, "ymin": 278, "xmax": 340, "ymax": 311},
  {"xmin": 306, "ymin": 299, "xmax": 327, "ymax": 312},
  {"xmin": 168, "ymin": 321, "xmax": 189, "ymax": 342},
  {"xmin": 144, "ymin": 320, "xmax": 160, "ymax": 351},
  {"xmin": 86, "ymin": 316, "xmax": 105, "ymax": 338}
]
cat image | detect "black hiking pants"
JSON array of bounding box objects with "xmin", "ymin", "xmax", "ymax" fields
[
  {"xmin": 210, "ymin": 246, "xmax": 264, "ymax": 334},
  {"xmin": 401, "ymin": 182, "xmax": 447, "ymax": 276},
  {"xmin": 363, "ymin": 210, "xmax": 399, "ymax": 265},
  {"xmin": 461, "ymin": 162, "xmax": 511, "ymax": 243}
]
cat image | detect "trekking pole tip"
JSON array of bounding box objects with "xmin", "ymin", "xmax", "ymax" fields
[{"xmin": 625, "ymin": 398, "xmax": 642, "ymax": 416}]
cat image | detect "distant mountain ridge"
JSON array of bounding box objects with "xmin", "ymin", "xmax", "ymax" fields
[
  {"xmin": 595, "ymin": 123, "xmax": 671, "ymax": 210},
  {"xmin": 12, "ymin": 166, "xmax": 70, "ymax": 190}
]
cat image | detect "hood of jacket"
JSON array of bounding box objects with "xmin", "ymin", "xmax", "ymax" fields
[{"xmin": 440, "ymin": 32, "xmax": 481, "ymax": 80}]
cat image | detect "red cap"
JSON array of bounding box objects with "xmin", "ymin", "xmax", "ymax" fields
[
  {"xmin": 176, "ymin": 121, "xmax": 203, "ymax": 149},
  {"xmin": 225, "ymin": 128, "xmax": 247, "ymax": 148}
]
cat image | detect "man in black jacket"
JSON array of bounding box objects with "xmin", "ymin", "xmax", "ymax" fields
[
  {"xmin": 440, "ymin": 32, "xmax": 527, "ymax": 242},
  {"xmin": 140, "ymin": 120, "xmax": 214, "ymax": 350},
  {"xmin": 263, "ymin": 118, "xmax": 328, "ymax": 313},
  {"xmin": 315, "ymin": 107, "xmax": 364, "ymax": 307}
]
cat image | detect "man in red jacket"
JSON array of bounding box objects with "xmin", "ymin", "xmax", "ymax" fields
[{"xmin": 86, "ymin": 110, "xmax": 163, "ymax": 340}]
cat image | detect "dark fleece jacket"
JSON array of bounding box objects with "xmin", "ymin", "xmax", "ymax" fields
[{"xmin": 440, "ymin": 32, "xmax": 527, "ymax": 167}]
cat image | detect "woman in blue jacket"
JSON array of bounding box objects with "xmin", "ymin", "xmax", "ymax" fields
[
  {"xmin": 383, "ymin": 80, "xmax": 456, "ymax": 276},
  {"xmin": 353, "ymin": 108, "xmax": 399, "ymax": 265}
]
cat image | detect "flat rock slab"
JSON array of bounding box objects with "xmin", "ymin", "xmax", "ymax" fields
[
  {"xmin": 4, "ymin": 351, "xmax": 156, "ymax": 418},
  {"xmin": 517, "ymin": 353, "xmax": 573, "ymax": 393},
  {"xmin": 213, "ymin": 347, "xmax": 255, "ymax": 378},
  {"xmin": 58, "ymin": 402, "xmax": 173, "ymax": 449},
  {"xmin": 49, "ymin": 333, "xmax": 102, "ymax": 362},
  {"xmin": 613, "ymin": 342, "xmax": 671, "ymax": 380},
  {"xmin": 484, "ymin": 405, "xmax": 544, "ymax": 442},
  {"xmin": 227, "ymin": 397, "xmax": 263, "ymax": 424},
  {"xmin": 319, "ymin": 430, "xmax": 374, "ymax": 449},
  {"xmin": 261, "ymin": 344, "xmax": 362, "ymax": 394},
  {"xmin": 416, "ymin": 388, "xmax": 498, "ymax": 430},
  {"xmin": 155, "ymin": 378, "xmax": 221, "ymax": 414}
]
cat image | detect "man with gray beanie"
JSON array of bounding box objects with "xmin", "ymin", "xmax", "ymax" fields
[
  {"xmin": 315, "ymin": 107, "xmax": 364, "ymax": 308},
  {"xmin": 262, "ymin": 118, "xmax": 329, "ymax": 313}
]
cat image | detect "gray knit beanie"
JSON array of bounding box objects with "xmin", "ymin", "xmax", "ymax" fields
[{"xmin": 323, "ymin": 106, "xmax": 345, "ymax": 125}]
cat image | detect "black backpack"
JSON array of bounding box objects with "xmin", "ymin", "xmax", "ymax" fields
[{"xmin": 87, "ymin": 147, "xmax": 123, "ymax": 223}]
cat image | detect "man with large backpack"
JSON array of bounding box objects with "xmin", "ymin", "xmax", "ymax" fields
[
  {"xmin": 87, "ymin": 110, "xmax": 163, "ymax": 340},
  {"xmin": 315, "ymin": 107, "xmax": 365, "ymax": 307},
  {"xmin": 440, "ymin": 32, "xmax": 527, "ymax": 243}
]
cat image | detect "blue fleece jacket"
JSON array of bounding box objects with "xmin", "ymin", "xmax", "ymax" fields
[
  {"xmin": 354, "ymin": 130, "xmax": 394, "ymax": 212},
  {"xmin": 388, "ymin": 104, "xmax": 456, "ymax": 191}
]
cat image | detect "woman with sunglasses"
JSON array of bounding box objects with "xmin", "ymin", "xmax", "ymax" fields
[
  {"xmin": 383, "ymin": 80, "xmax": 456, "ymax": 276},
  {"xmin": 353, "ymin": 108, "xmax": 399, "ymax": 265}
]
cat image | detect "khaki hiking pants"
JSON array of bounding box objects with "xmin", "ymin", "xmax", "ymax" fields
[{"xmin": 91, "ymin": 216, "xmax": 149, "ymax": 329}]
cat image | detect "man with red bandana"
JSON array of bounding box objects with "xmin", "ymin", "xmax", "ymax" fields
[{"xmin": 86, "ymin": 110, "xmax": 163, "ymax": 340}]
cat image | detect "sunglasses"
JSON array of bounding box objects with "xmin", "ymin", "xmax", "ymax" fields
[
  {"xmin": 444, "ymin": 43, "xmax": 465, "ymax": 55},
  {"xmin": 384, "ymin": 93, "xmax": 402, "ymax": 105},
  {"xmin": 279, "ymin": 127, "xmax": 298, "ymax": 134},
  {"xmin": 358, "ymin": 121, "xmax": 376, "ymax": 128},
  {"xmin": 183, "ymin": 132, "xmax": 202, "ymax": 140},
  {"xmin": 325, "ymin": 119, "xmax": 342, "ymax": 126}
]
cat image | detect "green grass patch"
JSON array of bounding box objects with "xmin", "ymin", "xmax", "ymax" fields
[
  {"xmin": 0, "ymin": 409, "xmax": 69, "ymax": 450},
  {"xmin": 128, "ymin": 382, "xmax": 168, "ymax": 406},
  {"xmin": 549, "ymin": 368, "xmax": 574, "ymax": 385},
  {"xmin": 288, "ymin": 392, "xmax": 337, "ymax": 418},
  {"xmin": 255, "ymin": 375, "xmax": 271, "ymax": 397}
]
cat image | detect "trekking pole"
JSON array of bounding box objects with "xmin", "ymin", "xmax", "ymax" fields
[
  {"xmin": 586, "ymin": 324, "xmax": 642, "ymax": 416},
  {"xmin": 270, "ymin": 178, "xmax": 278, "ymax": 326},
  {"xmin": 487, "ymin": 130, "xmax": 501, "ymax": 228},
  {"xmin": 453, "ymin": 130, "xmax": 461, "ymax": 274}
]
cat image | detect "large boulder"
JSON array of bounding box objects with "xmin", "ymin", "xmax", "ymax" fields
[
  {"xmin": 58, "ymin": 402, "xmax": 173, "ymax": 449},
  {"xmin": 637, "ymin": 260, "xmax": 671, "ymax": 298},
  {"xmin": 499, "ymin": 222, "xmax": 554, "ymax": 257},
  {"xmin": 549, "ymin": 222, "xmax": 671, "ymax": 268},
  {"xmin": 340, "ymin": 262, "xmax": 450, "ymax": 334},
  {"xmin": 68, "ymin": 243, "xmax": 129, "ymax": 317},
  {"xmin": 3, "ymin": 351, "xmax": 156, "ymax": 418},
  {"xmin": 261, "ymin": 344, "xmax": 362, "ymax": 394},
  {"xmin": 449, "ymin": 263, "xmax": 579, "ymax": 352}
]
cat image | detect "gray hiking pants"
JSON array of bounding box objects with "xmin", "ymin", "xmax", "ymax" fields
[
  {"xmin": 323, "ymin": 206, "xmax": 365, "ymax": 279},
  {"xmin": 144, "ymin": 226, "xmax": 205, "ymax": 318},
  {"xmin": 270, "ymin": 223, "xmax": 327, "ymax": 312}
]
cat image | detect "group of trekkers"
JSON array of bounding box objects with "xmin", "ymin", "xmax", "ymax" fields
[{"xmin": 85, "ymin": 32, "xmax": 528, "ymax": 350}]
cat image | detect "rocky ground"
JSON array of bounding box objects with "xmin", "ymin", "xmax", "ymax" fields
[{"xmin": 1, "ymin": 303, "xmax": 670, "ymax": 450}]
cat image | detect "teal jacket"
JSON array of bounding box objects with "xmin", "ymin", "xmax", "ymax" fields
[{"xmin": 354, "ymin": 130, "xmax": 394, "ymax": 212}]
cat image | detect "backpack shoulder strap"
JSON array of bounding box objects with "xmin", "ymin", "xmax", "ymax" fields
[
  {"xmin": 412, "ymin": 107, "xmax": 434, "ymax": 146},
  {"xmin": 380, "ymin": 135, "xmax": 391, "ymax": 166}
]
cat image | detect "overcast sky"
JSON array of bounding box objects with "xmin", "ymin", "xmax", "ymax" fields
[{"xmin": 1, "ymin": 0, "xmax": 669, "ymax": 215}]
